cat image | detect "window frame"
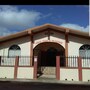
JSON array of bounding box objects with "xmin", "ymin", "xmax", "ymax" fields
[
  {"xmin": 8, "ymin": 45, "xmax": 21, "ymax": 58},
  {"xmin": 79, "ymin": 44, "xmax": 90, "ymax": 58}
]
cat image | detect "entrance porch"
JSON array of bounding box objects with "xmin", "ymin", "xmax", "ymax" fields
[{"xmin": 33, "ymin": 42, "xmax": 65, "ymax": 79}]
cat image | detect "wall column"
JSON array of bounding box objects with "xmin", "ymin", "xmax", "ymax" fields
[
  {"xmin": 30, "ymin": 34, "xmax": 33, "ymax": 66},
  {"xmin": 14, "ymin": 56, "xmax": 19, "ymax": 79},
  {"xmin": 56, "ymin": 56, "xmax": 60, "ymax": 80},
  {"xmin": 78, "ymin": 57, "xmax": 82, "ymax": 81},
  {"xmin": 34, "ymin": 56, "xmax": 38, "ymax": 79},
  {"xmin": 65, "ymin": 30, "xmax": 69, "ymax": 67}
]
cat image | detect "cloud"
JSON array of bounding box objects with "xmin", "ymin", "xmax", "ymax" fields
[
  {"xmin": 0, "ymin": 5, "xmax": 88, "ymax": 36},
  {"xmin": 0, "ymin": 27, "xmax": 10, "ymax": 36},
  {"xmin": 42, "ymin": 13, "xmax": 52, "ymax": 18},
  {"xmin": 0, "ymin": 5, "xmax": 42, "ymax": 36},
  {"xmin": 60, "ymin": 23, "xmax": 89, "ymax": 32}
]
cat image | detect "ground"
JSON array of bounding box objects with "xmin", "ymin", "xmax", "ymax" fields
[{"xmin": 0, "ymin": 81, "xmax": 90, "ymax": 90}]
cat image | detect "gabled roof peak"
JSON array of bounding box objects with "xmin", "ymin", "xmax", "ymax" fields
[{"xmin": 0, "ymin": 23, "xmax": 89, "ymax": 42}]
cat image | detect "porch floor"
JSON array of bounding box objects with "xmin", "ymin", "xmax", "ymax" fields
[{"xmin": 37, "ymin": 75, "xmax": 56, "ymax": 80}]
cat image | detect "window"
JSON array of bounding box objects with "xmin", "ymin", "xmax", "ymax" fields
[
  {"xmin": 8, "ymin": 45, "xmax": 21, "ymax": 57},
  {"xmin": 79, "ymin": 44, "xmax": 90, "ymax": 57}
]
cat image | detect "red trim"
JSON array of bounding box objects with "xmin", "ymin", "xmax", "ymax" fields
[
  {"xmin": 0, "ymin": 65, "xmax": 33, "ymax": 67},
  {"xmin": 14, "ymin": 56, "xmax": 19, "ymax": 79},
  {"xmin": 18, "ymin": 66, "xmax": 33, "ymax": 67},
  {"xmin": 30, "ymin": 57, "xmax": 32, "ymax": 66},
  {"xmin": 30, "ymin": 35, "xmax": 33, "ymax": 66},
  {"xmin": 33, "ymin": 29, "xmax": 47, "ymax": 35},
  {"xmin": 70, "ymin": 33, "xmax": 90, "ymax": 39},
  {"xmin": 78, "ymin": 57, "xmax": 82, "ymax": 81},
  {"xmin": 51, "ymin": 29, "xmax": 65, "ymax": 34},
  {"xmin": 82, "ymin": 68, "xmax": 90, "ymax": 69},
  {"xmin": 0, "ymin": 65, "xmax": 14, "ymax": 67},
  {"xmin": 56, "ymin": 56, "xmax": 60, "ymax": 80},
  {"xmin": 65, "ymin": 32, "xmax": 68, "ymax": 67},
  {"xmin": 34, "ymin": 56, "xmax": 38, "ymax": 79},
  {"xmin": 60, "ymin": 67, "xmax": 78, "ymax": 69},
  {"xmin": 33, "ymin": 28, "xmax": 65, "ymax": 35}
]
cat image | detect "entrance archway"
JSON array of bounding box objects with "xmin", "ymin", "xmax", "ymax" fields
[{"xmin": 33, "ymin": 42, "xmax": 65, "ymax": 78}]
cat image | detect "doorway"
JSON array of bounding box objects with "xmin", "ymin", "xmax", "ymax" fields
[{"xmin": 33, "ymin": 42, "xmax": 65, "ymax": 78}]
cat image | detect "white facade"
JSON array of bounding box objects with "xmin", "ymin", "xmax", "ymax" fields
[
  {"xmin": 0, "ymin": 67, "xmax": 14, "ymax": 78},
  {"xmin": 68, "ymin": 35, "xmax": 90, "ymax": 56},
  {"xmin": 33, "ymin": 31, "xmax": 65, "ymax": 48},
  {"xmin": 0, "ymin": 31, "xmax": 90, "ymax": 57},
  {"xmin": 0, "ymin": 36, "xmax": 31, "ymax": 56},
  {"xmin": 17, "ymin": 67, "xmax": 34, "ymax": 79},
  {"xmin": 0, "ymin": 25, "xmax": 90, "ymax": 81},
  {"xmin": 60, "ymin": 68, "xmax": 78, "ymax": 81}
]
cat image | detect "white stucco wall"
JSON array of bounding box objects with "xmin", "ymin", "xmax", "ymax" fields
[
  {"xmin": 68, "ymin": 35, "xmax": 90, "ymax": 67},
  {"xmin": 17, "ymin": 67, "xmax": 34, "ymax": 79},
  {"xmin": 68, "ymin": 35, "xmax": 90, "ymax": 56},
  {"xmin": 33, "ymin": 32, "xmax": 90, "ymax": 56},
  {"xmin": 0, "ymin": 36, "xmax": 30, "ymax": 56},
  {"xmin": 60, "ymin": 68, "xmax": 78, "ymax": 81},
  {"xmin": 1, "ymin": 32, "xmax": 90, "ymax": 57},
  {"xmin": 32, "ymin": 32, "xmax": 48, "ymax": 57},
  {"xmin": 0, "ymin": 67, "xmax": 14, "ymax": 78},
  {"xmin": 33, "ymin": 32, "xmax": 48, "ymax": 48},
  {"xmin": 50, "ymin": 32, "xmax": 65, "ymax": 48},
  {"xmin": 33, "ymin": 31, "xmax": 65, "ymax": 48},
  {"xmin": 82, "ymin": 69, "xmax": 90, "ymax": 81}
]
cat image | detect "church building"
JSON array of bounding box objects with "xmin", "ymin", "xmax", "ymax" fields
[{"xmin": 0, "ymin": 24, "xmax": 90, "ymax": 81}]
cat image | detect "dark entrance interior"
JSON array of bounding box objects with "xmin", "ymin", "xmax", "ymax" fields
[
  {"xmin": 42, "ymin": 47, "xmax": 57, "ymax": 66},
  {"xmin": 41, "ymin": 47, "xmax": 64, "ymax": 67},
  {"xmin": 33, "ymin": 42, "xmax": 65, "ymax": 78}
]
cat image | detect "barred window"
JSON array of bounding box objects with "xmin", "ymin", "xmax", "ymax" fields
[
  {"xmin": 8, "ymin": 45, "xmax": 21, "ymax": 57},
  {"xmin": 79, "ymin": 44, "xmax": 90, "ymax": 57}
]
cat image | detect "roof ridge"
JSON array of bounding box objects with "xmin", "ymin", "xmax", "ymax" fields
[{"xmin": 0, "ymin": 23, "xmax": 89, "ymax": 42}]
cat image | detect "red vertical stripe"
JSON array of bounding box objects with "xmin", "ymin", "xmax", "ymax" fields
[
  {"xmin": 56, "ymin": 56, "xmax": 60, "ymax": 80},
  {"xmin": 34, "ymin": 56, "xmax": 38, "ymax": 79},
  {"xmin": 14, "ymin": 56, "xmax": 19, "ymax": 79},
  {"xmin": 78, "ymin": 57, "xmax": 82, "ymax": 81}
]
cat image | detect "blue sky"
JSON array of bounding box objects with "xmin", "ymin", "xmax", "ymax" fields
[{"xmin": 0, "ymin": 5, "xmax": 89, "ymax": 36}]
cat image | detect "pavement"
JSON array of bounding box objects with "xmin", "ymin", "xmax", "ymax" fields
[
  {"xmin": 0, "ymin": 78, "xmax": 90, "ymax": 85},
  {"xmin": 0, "ymin": 78, "xmax": 90, "ymax": 90}
]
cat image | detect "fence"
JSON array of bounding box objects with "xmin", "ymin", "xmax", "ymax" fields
[
  {"xmin": 82, "ymin": 57, "xmax": 90, "ymax": 68},
  {"xmin": 0, "ymin": 56, "xmax": 90, "ymax": 68},
  {"xmin": 0, "ymin": 56, "xmax": 33, "ymax": 66},
  {"xmin": 0, "ymin": 56, "xmax": 15, "ymax": 66},
  {"xmin": 60, "ymin": 56, "xmax": 90, "ymax": 68}
]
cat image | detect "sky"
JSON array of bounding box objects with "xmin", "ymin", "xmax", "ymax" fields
[{"xmin": 0, "ymin": 5, "xmax": 89, "ymax": 36}]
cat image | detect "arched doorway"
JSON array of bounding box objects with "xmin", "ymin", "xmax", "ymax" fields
[{"xmin": 33, "ymin": 42, "xmax": 65, "ymax": 78}]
